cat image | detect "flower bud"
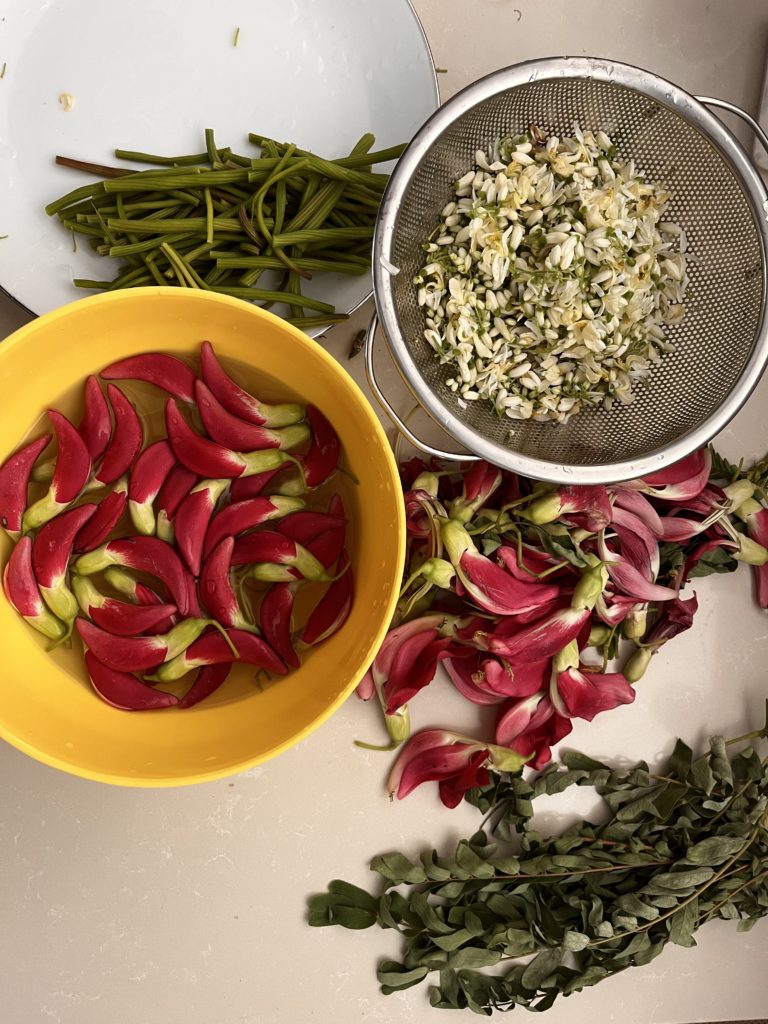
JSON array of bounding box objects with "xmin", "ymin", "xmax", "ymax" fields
[{"xmin": 623, "ymin": 646, "xmax": 653, "ymax": 683}]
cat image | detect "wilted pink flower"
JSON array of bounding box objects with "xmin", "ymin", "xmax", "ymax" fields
[
  {"xmin": 369, "ymin": 615, "xmax": 455, "ymax": 715},
  {"xmin": 403, "ymin": 489, "xmax": 437, "ymax": 538},
  {"xmin": 611, "ymin": 488, "xmax": 662, "ymax": 535},
  {"xmin": 495, "ymin": 694, "xmax": 572, "ymax": 770},
  {"xmin": 598, "ymin": 530, "xmax": 678, "ymax": 602},
  {"xmin": 441, "ymin": 519, "xmax": 560, "ymax": 616},
  {"xmin": 450, "ymin": 460, "xmax": 502, "ymax": 523},
  {"xmin": 551, "ymin": 666, "xmax": 635, "ymax": 721},
  {"xmin": 524, "ymin": 485, "xmax": 612, "ymax": 533},
  {"xmin": 645, "ymin": 592, "xmax": 699, "ymax": 645},
  {"xmin": 631, "ymin": 448, "xmax": 712, "ymax": 501},
  {"xmin": 444, "ymin": 652, "xmax": 549, "ymax": 704},
  {"xmin": 387, "ymin": 729, "xmax": 528, "ymax": 808},
  {"xmin": 737, "ymin": 502, "xmax": 768, "ymax": 608},
  {"xmin": 444, "ymin": 654, "xmax": 507, "ymax": 705},
  {"xmin": 623, "ymin": 592, "xmax": 699, "ymax": 683},
  {"xmin": 484, "ymin": 605, "xmax": 591, "ymax": 663},
  {"xmin": 496, "ymin": 544, "xmax": 569, "ymax": 583}
]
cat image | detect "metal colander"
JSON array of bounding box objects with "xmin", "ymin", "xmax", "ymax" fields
[{"xmin": 369, "ymin": 57, "xmax": 768, "ymax": 484}]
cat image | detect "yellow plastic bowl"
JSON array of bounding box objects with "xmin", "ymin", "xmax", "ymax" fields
[{"xmin": 0, "ymin": 289, "xmax": 404, "ymax": 786}]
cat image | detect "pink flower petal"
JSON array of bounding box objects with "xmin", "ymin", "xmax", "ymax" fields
[
  {"xmin": 611, "ymin": 506, "xmax": 659, "ymax": 573},
  {"xmin": 595, "ymin": 593, "xmax": 635, "ymax": 626},
  {"xmin": 486, "ymin": 657, "xmax": 549, "ymax": 697},
  {"xmin": 646, "ymin": 593, "xmax": 698, "ymax": 643},
  {"xmin": 555, "ymin": 667, "xmax": 635, "ymax": 722},
  {"xmin": 486, "ymin": 607, "xmax": 590, "ymax": 663},
  {"xmin": 356, "ymin": 669, "xmax": 375, "ymax": 701},
  {"xmin": 438, "ymin": 750, "xmax": 491, "ymax": 808},
  {"xmin": 753, "ymin": 566, "xmax": 768, "ymax": 609},
  {"xmin": 460, "ymin": 461, "xmax": 502, "ymax": 505},
  {"xmin": 444, "ymin": 655, "xmax": 507, "ymax": 706},
  {"xmin": 657, "ymin": 516, "xmax": 708, "ymax": 542},
  {"xmin": 383, "ymin": 633, "xmax": 453, "ymax": 714},
  {"xmin": 496, "ymin": 544, "xmax": 561, "ymax": 582},
  {"xmin": 495, "ymin": 692, "xmax": 552, "ymax": 746},
  {"xmin": 386, "ymin": 728, "xmax": 459, "ymax": 797},
  {"xmin": 509, "ymin": 712, "xmax": 572, "ymax": 769},
  {"xmin": 611, "ymin": 488, "xmax": 663, "ymax": 535},
  {"xmin": 746, "ymin": 506, "xmax": 768, "ymax": 546},
  {"xmin": 558, "ymin": 485, "xmax": 612, "ymax": 532},
  {"xmin": 638, "ymin": 449, "xmax": 711, "ymax": 501},
  {"xmin": 389, "ymin": 737, "xmax": 487, "ymax": 800},
  {"xmin": 372, "ymin": 614, "xmax": 445, "ymax": 685},
  {"xmin": 459, "ymin": 549, "xmax": 560, "ymax": 616}
]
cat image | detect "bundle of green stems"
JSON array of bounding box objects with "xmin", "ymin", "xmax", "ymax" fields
[{"xmin": 47, "ymin": 128, "xmax": 405, "ymax": 330}]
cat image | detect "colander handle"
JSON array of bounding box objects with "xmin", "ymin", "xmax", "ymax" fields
[
  {"xmin": 696, "ymin": 96, "xmax": 768, "ymax": 157},
  {"xmin": 364, "ymin": 312, "xmax": 479, "ymax": 463}
]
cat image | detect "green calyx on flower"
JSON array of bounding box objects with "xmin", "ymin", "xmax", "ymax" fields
[
  {"xmin": 419, "ymin": 558, "xmax": 455, "ymax": 589},
  {"xmin": 572, "ymin": 562, "xmax": 608, "ymax": 610},
  {"xmin": 552, "ymin": 639, "xmax": 580, "ymax": 673},
  {"xmin": 412, "ymin": 471, "xmax": 440, "ymax": 498}
]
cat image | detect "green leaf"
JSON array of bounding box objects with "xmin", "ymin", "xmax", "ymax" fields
[
  {"xmin": 490, "ymin": 855, "xmax": 521, "ymax": 874},
  {"xmin": 370, "ymin": 852, "xmax": 426, "ymax": 885},
  {"xmin": 688, "ymin": 545, "xmax": 738, "ymax": 578},
  {"xmin": 737, "ymin": 916, "xmax": 759, "ymax": 932},
  {"xmin": 612, "ymin": 931, "xmax": 652, "ymax": 961},
  {"xmin": 561, "ymin": 751, "xmax": 609, "ymax": 772},
  {"xmin": 307, "ymin": 893, "xmax": 335, "ymax": 927},
  {"xmin": 616, "ymin": 894, "xmax": 660, "ymax": 921},
  {"xmin": 684, "ymin": 836, "xmax": 746, "ymax": 866},
  {"xmin": 328, "ymin": 905, "xmax": 379, "ymax": 929},
  {"xmin": 521, "ymin": 947, "xmax": 563, "ymax": 991},
  {"xmin": 327, "ymin": 879, "xmax": 378, "ymax": 911},
  {"xmin": 455, "ymin": 841, "xmax": 496, "ymax": 878},
  {"xmin": 480, "ymin": 533, "xmax": 502, "ymax": 556},
  {"xmin": 409, "ymin": 892, "xmax": 454, "ymax": 935},
  {"xmin": 689, "ymin": 756, "xmax": 717, "ymax": 795},
  {"xmin": 420, "ymin": 849, "xmax": 453, "ymax": 881},
  {"xmin": 667, "ymin": 739, "xmax": 693, "ymax": 780},
  {"xmin": 669, "ymin": 898, "xmax": 698, "ymax": 947},
  {"xmin": 447, "ymin": 947, "xmax": 502, "ymax": 970},
  {"xmin": 501, "ymin": 928, "xmax": 538, "ymax": 957},
  {"xmin": 562, "ymin": 965, "xmax": 609, "ymax": 994},
  {"xmin": 432, "ymin": 928, "xmax": 474, "ymax": 951},
  {"xmin": 464, "ymin": 911, "xmax": 485, "ymax": 937},
  {"xmin": 377, "ymin": 961, "xmax": 429, "ymax": 992},
  {"xmin": 563, "ymin": 930, "xmax": 591, "ymax": 952},
  {"xmin": 708, "ymin": 445, "xmax": 740, "ymax": 481},
  {"xmin": 646, "ymin": 867, "xmax": 714, "ymax": 892}
]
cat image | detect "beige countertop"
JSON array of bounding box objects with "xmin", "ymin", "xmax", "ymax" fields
[{"xmin": 1, "ymin": 1, "xmax": 768, "ymax": 1022}]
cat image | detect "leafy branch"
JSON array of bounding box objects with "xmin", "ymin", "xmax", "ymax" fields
[{"xmin": 309, "ymin": 711, "xmax": 768, "ymax": 1014}]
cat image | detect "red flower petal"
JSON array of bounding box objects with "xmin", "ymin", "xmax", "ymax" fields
[
  {"xmin": 438, "ymin": 750, "xmax": 491, "ymax": 808},
  {"xmin": 555, "ymin": 667, "xmax": 635, "ymax": 722}
]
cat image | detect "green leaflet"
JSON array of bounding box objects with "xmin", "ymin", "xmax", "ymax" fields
[
  {"xmin": 684, "ymin": 836, "xmax": 747, "ymax": 866},
  {"xmin": 307, "ymin": 711, "xmax": 768, "ymax": 1014},
  {"xmin": 668, "ymin": 898, "xmax": 699, "ymax": 947},
  {"xmin": 370, "ymin": 852, "xmax": 427, "ymax": 886}
]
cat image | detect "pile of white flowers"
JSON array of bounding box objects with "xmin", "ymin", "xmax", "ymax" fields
[{"xmin": 414, "ymin": 127, "xmax": 688, "ymax": 424}]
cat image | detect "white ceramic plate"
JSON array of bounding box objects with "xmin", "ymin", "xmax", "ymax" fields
[{"xmin": 0, "ymin": 0, "xmax": 437, "ymax": 332}]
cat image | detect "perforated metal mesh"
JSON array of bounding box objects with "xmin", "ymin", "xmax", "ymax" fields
[{"xmin": 384, "ymin": 75, "xmax": 766, "ymax": 471}]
